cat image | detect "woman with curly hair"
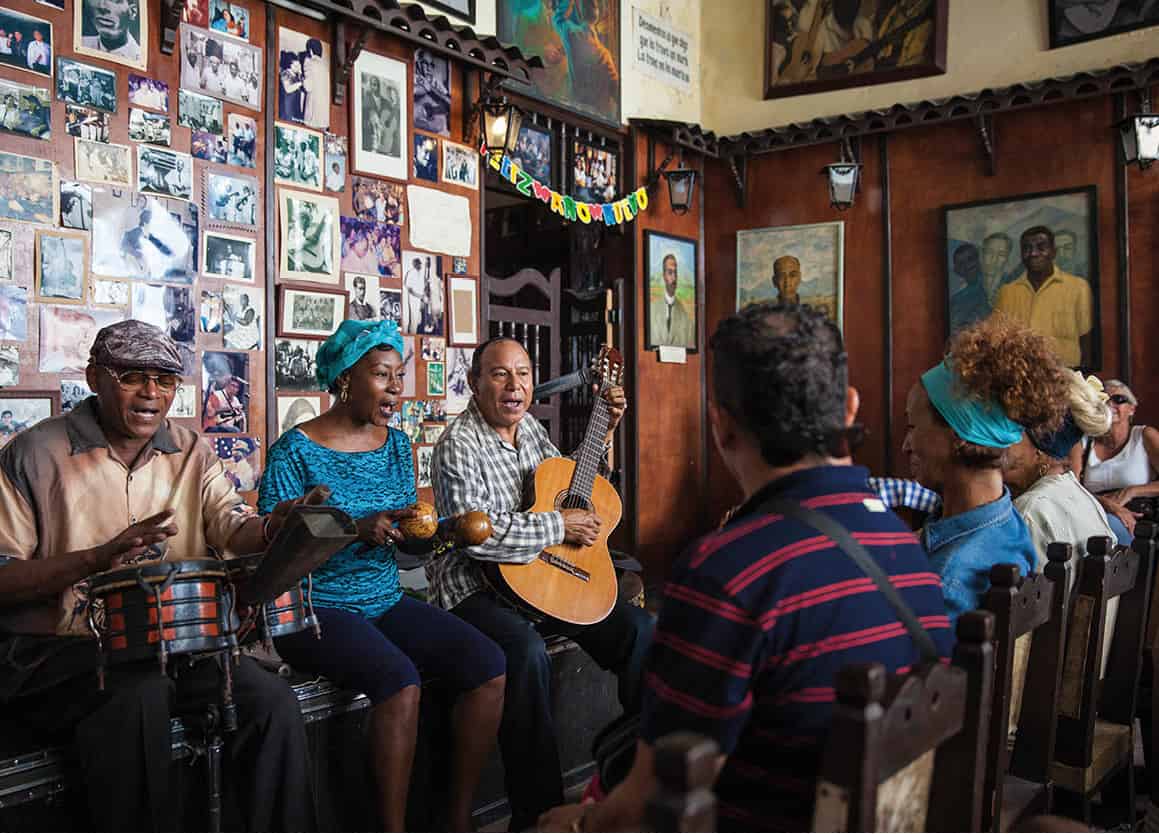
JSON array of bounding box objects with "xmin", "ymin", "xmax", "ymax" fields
[{"xmin": 903, "ymin": 315, "xmax": 1069, "ymax": 622}]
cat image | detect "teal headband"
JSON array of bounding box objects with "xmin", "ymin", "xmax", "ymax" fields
[
  {"xmin": 316, "ymin": 319, "xmax": 405, "ymax": 390},
  {"xmin": 920, "ymin": 361, "xmax": 1023, "ymax": 449}
]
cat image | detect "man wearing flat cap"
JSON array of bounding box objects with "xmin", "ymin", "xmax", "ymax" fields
[{"xmin": 0, "ymin": 320, "xmax": 315, "ymax": 830}]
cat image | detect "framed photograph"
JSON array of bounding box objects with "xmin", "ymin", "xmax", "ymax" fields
[
  {"xmin": 279, "ymin": 189, "xmax": 339, "ymax": 283},
  {"xmin": 413, "ymin": 48, "xmax": 450, "ymax": 136},
  {"xmin": 0, "ymin": 152, "xmax": 57, "ymax": 225},
  {"xmin": 274, "ymin": 337, "xmax": 321, "ymax": 389},
  {"xmin": 91, "ymin": 278, "xmax": 129, "ymax": 307},
  {"xmin": 274, "ymin": 122, "xmax": 323, "ymax": 191},
  {"xmin": 0, "ymin": 391, "xmax": 59, "ymax": 449},
  {"xmin": 0, "ymin": 347, "xmax": 15, "ymax": 387},
  {"xmin": 352, "ymin": 50, "xmax": 408, "ymax": 181},
  {"xmin": 447, "ymin": 276, "xmax": 477, "ymax": 345},
  {"xmin": 178, "ymin": 88, "xmax": 223, "ymax": 133},
  {"xmin": 413, "ymin": 134, "xmax": 438, "ymax": 182},
  {"xmin": 943, "ymin": 186, "xmax": 1099, "ymax": 369},
  {"xmin": 277, "ymin": 393, "xmax": 323, "ymax": 436},
  {"xmin": 75, "ymin": 139, "xmax": 132, "ymax": 188},
  {"xmin": 60, "ymin": 179, "xmax": 93, "ymax": 231},
  {"xmin": 205, "ymin": 170, "xmax": 258, "ymax": 226},
  {"xmin": 571, "ymin": 140, "xmax": 618, "ymax": 203},
  {"xmin": 340, "ymin": 217, "xmax": 401, "ymax": 280},
  {"xmin": 424, "ymin": 399, "xmax": 447, "ymax": 423},
  {"xmin": 352, "ymin": 177, "xmax": 404, "ymax": 224},
  {"xmin": 497, "ymin": 0, "xmax": 619, "ymax": 126},
  {"xmin": 171, "ymin": 382, "xmax": 197, "ymax": 418},
  {"xmin": 222, "ymin": 283, "xmax": 262, "ymax": 349},
  {"xmin": 74, "ymin": 0, "xmax": 147, "ymax": 70},
  {"xmin": 379, "ymin": 287, "xmax": 401, "ymax": 327},
  {"xmin": 451, "ymin": 256, "xmax": 467, "ymax": 275},
  {"xmin": 402, "ymin": 250, "xmax": 442, "ymax": 335},
  {"xmin": 1050, "ymin": 1, "xmax": 1159, "ymax": 48},
  {"xmin": 445, "ymin": 345, "xmax": 472, "ymax": 413},
  {"xmin": 191, "ymin": 130, "xmax": 228, "ymax": 163},
  {"xmin": 277, "ymin": 284, "xmax": 346, "ymax": 339},
  {"xmin": 426, "ymin": 361, "xmax": 445, "ymax": 397},
  {"xmin": 178, "ymin": 24, "xmax": 262, "ymax": 111},
  {"xmin": 736, "ymin": 221, "xmax": 843, "ymax": 330},
  {"xmin": 511, "ymin": 121, "xmax": 552, "ymax": 185},
  {"xmin": 202, "ymin": 230, "xmax": 255, "ymax": 280},
  {"xmin": 182, "ymin": 0, "xmax": 208, "ymax": 28},
  {"xmin": 644, "ymin": 231, "xmax": 698, "ymax": 352},
  {"xmin": 91, "ymin": 190, "xmax": 198, "ymax": 283},
  {"xmin": 209, "ymin": 0, "xmax": 249, "ymax": 40},
  {"xmin": 324, "ymin": 134, "xmax": 346, "ymax": 193},
  {"xmin": 128, "ymin": 74, "xmax": 169, "ymax": 112},
  {"xmin": 766, "ymin": 0, "xmax": 947, "ymax": 100},
  {"xmin": 227, "ymin": 113, "xmax": 257, "ymax": 168},
  {"xmin": 0, "ymin": 285, "xmax": 28, "ymax": 340},
  {"xmin": 0, "ymin": 78, "xmax": 50, "ymax": 141},
  {"xmin": 278, "ymin": 27, "xmax": 329, "ymax": 130},
  {"xmin": 400, "ymin": 336, "xmax": 416, "ymax": 397},
  {"xmin": 56, "ymin": 58, "xmax": 117, "ymax": 112},
  {"xmin": 400, "ymin": 400, "xmax": 423, "ymax": 441},
  {"xmin": 129, "ymin": 108, "xmax": 172, "ymax": 146},
  {"xmin": 421, "ymin": 336, "xmax": 444, "ymax": 362},
  {"xmin": 35, "ymin": 230, "xmax": 88, "ymax": 304},
  {"xmin": 137, "ymin": 146, "xmax": 192, "ymax": 200},
  {"xmin": 200, "ymin": 289, "xmax": 222, "ymax": 332},
  {"xmin": 416, "ymin": 445, "xmax": 433, "ymax": 489},
  {"xmin": 201, "ymin": 350, "xmax": 250, "ymax": 433},
  {"xmin": 131, "ymin": 283, "xmax": 195, "ymax": 343},
  {"xmin": 0, "ymin": 9, "xmax": 53, "ymax": 78},
  {"xmin": 39, "ymin": 306, "xmax": 124, "ymax": 372},
  {"xmin": 442, "ymin": 140, "xmax": 479, "ymax": 190},
  {"xmin": 0, "ymin": 228, "xmax": 14, "ymax": 280},
  {"xmin": 65, "ymin": 105, "xmax": 110, "ymax": 142},
  {"xmin": 60, "ymin": 378, "xmax": 95, "ymax": 412},
  {"xmin": 345, "ymin": 272, "xmax": 379, "ymax": 321},
  {"xmin": 421, "ymin": 0, "xmax": 474, "ymax": 24}
]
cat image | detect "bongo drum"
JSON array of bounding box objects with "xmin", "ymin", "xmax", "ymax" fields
[{"xmin": 224, "ymin": 554, "xmax": 321, "ymax": 645}]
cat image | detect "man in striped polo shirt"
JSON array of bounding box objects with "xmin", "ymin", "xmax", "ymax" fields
[{"xmin": 541, "ymin": 302, "xmax": 954, "ymax": 832}]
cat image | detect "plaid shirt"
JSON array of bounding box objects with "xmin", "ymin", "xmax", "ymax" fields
[
  {"xmin": 427, "ymin": 400, "xmax": 567, "ymax": 611},
  {"xmin": 868, "ymin": 476, "xmax": 942, "ymax": 514}
]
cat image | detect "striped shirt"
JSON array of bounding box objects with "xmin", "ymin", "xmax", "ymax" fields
[{"xmin": 639, "ymin": 465, "xmax": 953, "ymax": 831}]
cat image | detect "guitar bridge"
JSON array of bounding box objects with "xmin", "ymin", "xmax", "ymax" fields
[{"xmin": 538, "ymin": 551, "xmax": 590, "ymax": 582}]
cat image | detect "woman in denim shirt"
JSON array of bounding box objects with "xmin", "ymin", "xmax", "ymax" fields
[{"xmin": 903, "ymin": 317, "xmax": 1070, "ymax": 623}]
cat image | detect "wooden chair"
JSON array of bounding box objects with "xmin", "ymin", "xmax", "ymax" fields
[
  {"xmin": 645, "ymin": 732, "xmax": 719, "ymax": 832},
  {"xmin": 980, "ymin": 546, "xmax": 1071, "ymax": 832},
  {"xmin": 812, "ymin": 610, "xmax": 995, "ymax": 832},
  {"xmin": 1051, "ymin": 534, "xmax": 1156, "ymax": 825}
]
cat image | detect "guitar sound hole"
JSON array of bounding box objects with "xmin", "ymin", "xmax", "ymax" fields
[{"xmin": 554, "ymin": 492, "xmax": 593, "ymax": 513}]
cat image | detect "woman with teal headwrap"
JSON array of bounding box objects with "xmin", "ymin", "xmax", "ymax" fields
[
  {"xmin": 902, "ymin": 315, "xmax": 1069, "ymax": 623},
  {"xmin": 259, "ymin": 319, "xmax": 505, "ymax": 831}
]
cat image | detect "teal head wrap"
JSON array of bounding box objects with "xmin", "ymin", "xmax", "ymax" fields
[
  {"xmin": 315, "ymin": 319, "xmax": 405, "ymax": 391},
  {"xmin": 920, "ymin": 361, "xmax": 1023, "ymax": 449}
]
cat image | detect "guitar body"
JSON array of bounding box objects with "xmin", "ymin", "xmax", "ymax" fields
[
  {"xmin": 492, "ymin": 456, "xmax": 621, "ymax": 625},
  {"xmin": 780, "ymin": 0, "xmax": 832, "ymax": 83}
]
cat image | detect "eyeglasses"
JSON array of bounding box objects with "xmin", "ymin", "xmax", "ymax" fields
[
  {"xmin": 104, "ymin": 366, "xmax": 180, "ymax": 392},
  {"xmin": 1109, "ymin": 394, "xmax": 1134, "ymax": 406}
]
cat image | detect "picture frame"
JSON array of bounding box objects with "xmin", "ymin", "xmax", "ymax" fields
[
  {"xmin": 644, "ymin": 231, "xmax": 698, "ymax": 352},
  {"xmin": 510, "ymin": 120, "xmax": 553, "ymax": 186},
  {"xmin": 570, "ymin": 138, "xmax": 618, "ymax": 204},
  {"xmin": 278, "ymin": 188, "xmax": 340, "ymax": 283},
  {"xmin": 765, "ymin": 0, "xmax": 948, "ymax": 100},
  {"xmin": 75, "ymin": 139, "xmax": 133, "ymax": 188},
  {"xmin": 736, "ymin": 220, "xmax": 844, "ymax": 331},
  {"xmin": 0, "ymin": 78, "xmax": 51, "ymax": 141},
  {"xmin": 277, "ymin": 27, "xmax": 329, "ymax": 130},
  {"xmin": 351, "ymin": 50, "xmax": 408, "ymax": 181},
  {"xmin": 137, "ymin": 146, "xmax": 192, "ymax": 200},
  {"xmin": 0, "ymin": 9, "xmax": 53, "ymax": 78},
  {"xmin": 202, "ymin": 230, "xmax": 255, "ymax": 280},
  {"xmin": 204, "ymin": 170, "xmax": 259, "ymax": 227},
  {"xmin": 74, "ymin": 0, "xmax": 148, "ymax": 70},
  {"xmin": 413, "ymin": 48, "xmax": 450, "ymax": 137},
  {"xmin": 277, "ymin": 283, "xmax": 347, "ymax": 339},
  {"xmin": 35, "ymin": 229, "xmax": 88, "ymax": 305},
  {"xmin": 441, "ymin": 140, "xmax": 479, "ymax": 190},
  {"xmin": 276, "ymin": 393, "xmax": 325, "ymax": 436},
  {"xmin": 420, "ymin": 0, "xmax": 474, "ymax": 24},
  {"xmin": 0, "ymin": 390, "xmax": 60, "ymax": 449},
  {"xmin": 0, "ymin": 152, "xmax": 57, "ymax": 225},
  {"xmin": 942, "ymin": 185, "xmax": 1100, "ymax": 369},
  {"xmin": 1049, "ymin": 1, "xmax": 1159, "ymax": 48},
  {"xmin": 178, "ymin": 24, "xmax": 263, "ymax": 112},
  {"xmin": 128, "ymin": 108, "xmax": 172, "ymax": 146},
  {"xmin": 273, "ymin": 122, "xmax": 323, "ymax": 191},
  {"xmin": 447, "ymin": 276, "xmax": 478, "ymax": 345},
  {"xmin": 56, "ymin": 57, "xmax": 117, "ymax": 112}
]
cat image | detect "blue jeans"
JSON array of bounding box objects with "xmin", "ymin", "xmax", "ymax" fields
[
  {"xmin": 452, "ymin": 593, "xmax": 655, "ymax": 830},
  {"xmin": 1106, "ymin": 510, "xmax": 1132, "ymax": 545}
]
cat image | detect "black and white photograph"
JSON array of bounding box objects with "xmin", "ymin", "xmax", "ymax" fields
[
  {"xmin": 352, "ymin": 177, "xmax": 404, "ymax": 224},
  {"xmin": 209, "ymin": 0, "xmax": 248, "ymax": 40},
  {"xmin": 222, "ymin": 283, "xmax": 261, "ymax": 349},
  {"xmin": 128, "ymin": 108, "xmax": 171, "ymax": 145},
  {"xmin": 203, "ymin": 230, "xmax": 254, "ymax": 280},
  {"xmin": 178, "ymin": 87, "xmax": 223, "ymax": 132},
  {"xmin": 0, "ymin": 393, "xmax": 56, "ymax": 449},
  {"xmin": 201, "ymin": 350, "xmax": 249, "ymax": 433},
  {"xmin": 227, "ymin": 112, "xmax": 256, "ymax": 167},
  {"xmin": 132, "ymin": 282, "xmax": 195, "ymax": 343},
  {"xmin": 92, "ymin": 190, "xmax": 198, "ymax": 283},
  {"xmin": 274, "ymin": 337, "xmax": 320, "ymax": 389},
  {"xmin": 277, "ymin": 394, "xmax": 322, "ymax": 435},
  {"xmin": 35, "ymin": 229, "xmax": 87, "ymax": 304},
  {"xmin": 413, "ymin": 134, "xmax": 438, "ymax": 182},
  {"xmin": 171, "ymin": 382, "xmax": 197, "ymax": 418},
  {"xmin": 274, "ymin": 122, "xmax": 322, "ymax": 191},
  {"xmin": 137, "ymin": 146, "xmax": 192, "ymax": 200},
  {"xmin": 413, "ymin": 48, "xmax": 449, "ymax": 136},
  {"xmin": 0, "ymin": 78, "xmax": 50, "ymax": 141},
  {"xmin": 39, "ymin": 306, "xmax": 124, "ymax": 373},
  {"xmin": 344, "ymin": 272, "xmax": 378, "ymax": 321},
  {"xmin": 74, "ymin": 0, "xmax": 147, "ymax": 70},
  {"xmin": 179, "ymin": 23, "xmax": 262, "ymax": 111},
  {"xmin": 324, "ymin": 133, "xmax": 346, "ymax": 193},
  {"xmin": 205, "ymin": 171, "xmax": 257, "ymax": 225},
  {"xmin": 379, "ymin": 287, "xmax": 401, "ymax": 326},
  {"xmin": 0, "ymin": 228, "xmax": 13, "ymax": 279},
  {"xmin": 191, "ymin": 130, "xmax": 228, "ymax": 163},
  {"xmin": 60, "ymin": 378, "xmax": 94, "ymax": 412},
  {"xmin": 415, "ymin": 445, "xmax": 433, "ymax": 489},
  {"xmin": 278, "ymin": 189, "xmax": 339, "ymax": 283},
  {"xmin": 0, "ymin": 151, "xmax": 57, "ymax": 225},
  {"xmin": 65, "ymin": 105, "xmax": 110, "ymax": 142},
  {"xmin": 400, "ymin": 249, "xmax": 443, "ymax": 335},
  {"xmin": 57, "ymin": 57, "xmax": 117, "ymax": 112},
  {"xmin": 277, "ymin": 27, "xmax": 328, "ymax": 130},
  {"xmin": 441, "ymin": 140, "xmax": 478, "ymax": 190},
  {"xmin": 352, "ymin": 50, "xmax": 407, "ymax": 181},
  {"xmin": 75, "ymin": 139, "xmax": 132, "ymax": 188},
  {"xmin": 0, "ymin": 285, "xmax": 27, "ymax": 341},
  {"xmin": 277, "ymin": 284, "xmax": 345, "ymax": 338},
  {"xmin": 128, "ymin": 74, "xmax": 169, "ymax": 112},
  {"xmin": 91, "ymin": 278, "xmax": 129, "ymax": 306},
  {"xmin": 0, "ymin": 9, "xmax": 52, "ymax": 78},
  {"xmin": 445, "ymin": 345, "xmax": 471, "ymax": 413},
  {"xmin": 200, "ymin": 289, "xmax": 221, "ymax": 332},
  {"xmin": 60, "ymin": 181, "xmax": 92, "ymax": 230}
]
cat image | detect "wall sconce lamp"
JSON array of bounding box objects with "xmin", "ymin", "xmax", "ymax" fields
[
  {"xmin": 662, "ymin": 161, "xmax": 697, "ymax": 215},
  {"xmin": 1116, "ymin": 113, "xmax": 1159, "ymax": 171},
  {"xmin": 474, "ymin": 78, "xmax": 522, "ymax": 162},
  {"xmin": 822, "ymin": 138, "xmax": 862, "ymax": 210}
]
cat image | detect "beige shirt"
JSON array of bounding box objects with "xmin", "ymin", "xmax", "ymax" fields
[{"xmin": 0, "ymin": 397, "xmax": 254, "ymax": 636}]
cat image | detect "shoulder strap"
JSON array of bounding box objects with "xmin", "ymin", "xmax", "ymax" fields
[{"xmin": 758, "ymin": 496, "xmax": 941, "ymax": 664}]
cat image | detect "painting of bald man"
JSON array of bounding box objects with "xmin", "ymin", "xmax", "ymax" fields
[{"xmin": 736, "ymin": 221, "xmax": 844, "ymax": 330}]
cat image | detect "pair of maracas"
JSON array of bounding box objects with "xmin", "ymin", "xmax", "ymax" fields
[{"xmin": 396, "ymin": 501, "xmax": 492, "ymax": 556}]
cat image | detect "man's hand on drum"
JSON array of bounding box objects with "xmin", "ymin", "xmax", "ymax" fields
[
  {"xmin": 356, "ymin": 507, "xmax": 421, "ymax": 546},
  {"xmin": 91, "ymin": 510, "xmax": 178, "ymax": 571}
]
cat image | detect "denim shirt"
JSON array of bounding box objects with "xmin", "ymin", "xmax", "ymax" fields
[{"xmin": 921, "ymin": 488, "xmax": 1036, "ymax": 625}]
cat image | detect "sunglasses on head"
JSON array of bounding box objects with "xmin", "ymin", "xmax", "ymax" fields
[{"xmin": 1109, "ymin": 394, "xmax": 1133, "ymax": 406}]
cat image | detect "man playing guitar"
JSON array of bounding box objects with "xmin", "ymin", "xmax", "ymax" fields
[{"xmin": 427, "ymin": 336, "xmax": 653, "ymax": 832}]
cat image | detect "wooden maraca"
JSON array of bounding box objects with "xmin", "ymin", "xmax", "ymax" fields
[
  {"xmin": 396, "ymin": 504, "xmax": 493, "ymax": 556},
  {"xmin": 398, "ymin": 501, "xmax": 438, "ymax": 540}
]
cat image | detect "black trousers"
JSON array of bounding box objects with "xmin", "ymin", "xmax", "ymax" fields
[
  {"xmin": 1, "ymin": 635, "xmax": 315, "ymax": 832},
  {"xmin": 452, "ymin": 594, "xmax": 654, "ymax": 831}
]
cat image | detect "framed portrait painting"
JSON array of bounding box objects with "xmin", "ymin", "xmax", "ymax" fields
[
  {"xmin": 278, "ymin": 189, "xmax": 340, "ymax": 283},
  {"xmin": 351, "ymin": 51, "xmax": 408, "ymax": 181},
  {"xmin": 765, "ymin": 0, "xmax": 948, "ymax": 100},
  {"xmin": 736, "ymin": 221, "xmax": 844, "ymax": 330},
  {"xmin": 74, "ymin": 0, "xmax": 148, "ymax": 70},
  {"xmin": 0, "ymin": 390, "xmax": 60, "ymax": 449},
  {"xmin": 644, "ymin": 231, "xmax": 697, "ymax": 352},
  {"xmin": 1050, "ymin": 1, "xmax": 1159, "ymax": 48},
  {"xmin": 943, "ymin": 186, "xmax": 1100, "ymax": 369}
]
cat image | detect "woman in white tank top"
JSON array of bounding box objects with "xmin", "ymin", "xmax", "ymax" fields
[{"xmin": 1075, "ymin": 380, "xmax": 1159, "ymax": 535}]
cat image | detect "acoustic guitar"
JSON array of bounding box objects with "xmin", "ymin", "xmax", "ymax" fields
[
  {"xmin": 486, "ymin": 347, "xmax": 624, "ymax": 625},
  {"xmin": 780, "ymin": 0, "xmax": 833, "ymax": 84}
]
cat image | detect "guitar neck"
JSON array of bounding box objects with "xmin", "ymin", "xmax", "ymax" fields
[{"xmin": 564, "ymin": 391, "xmax": 611, "ymax": 508}]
